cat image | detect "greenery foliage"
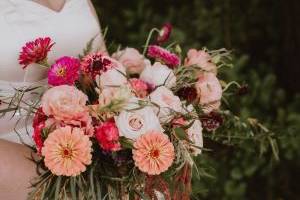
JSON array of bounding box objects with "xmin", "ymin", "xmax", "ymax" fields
[{"xmin": 93, "ymin": 0, "xmax": 300, "ymax": 199}]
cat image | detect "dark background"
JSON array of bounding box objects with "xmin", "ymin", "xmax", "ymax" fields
[{"xmin": 92, "ymin": 0, "xmax": 300, "ymax": 199}]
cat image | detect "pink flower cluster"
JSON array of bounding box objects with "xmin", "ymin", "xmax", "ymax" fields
[{"xmin": 23, "ymin": 29, "xmax": 226, "ymax": 181}]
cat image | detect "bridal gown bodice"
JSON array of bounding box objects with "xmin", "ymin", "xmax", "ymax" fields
[{"xmin": 0, "ymin": 0, "xmax": 103, "ymax": 143}]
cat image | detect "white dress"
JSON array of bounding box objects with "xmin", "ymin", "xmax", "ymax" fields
[{"xmin": 0, "ymin": 0, "xmax": 104, "ymax": 143}]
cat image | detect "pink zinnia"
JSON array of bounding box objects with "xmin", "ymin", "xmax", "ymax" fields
[
  {"xmin": 81, "ymin": 52, "xmax": 114, "ymax": 79},
  {"xmin": 95, "ymin": 121, "xmax": 121, "ymax": 152},
  {"xmin": 42, "ymin": 126, "xmax": 92, "ymax": 176},
  {"xmin": 48, "ymin": 56, "xmax": 80, "ymax": 86},
  {"xmin": 147, "ymin": 45, "xmax": 180, "ymax": 68},
  {"xmin": 129, "ymin": 78, "xmax": 150, "ymax": 98},
  {"xmin": 19, "ymin": 37, "xmax": 54, "ymax": 69},
  {"xmin": 133, "ymin": 131, "xmax": 175, "ymax": 175},
  {"xmin": 157, "ymin": 23, "xmax": 172, "ymax": 44}
]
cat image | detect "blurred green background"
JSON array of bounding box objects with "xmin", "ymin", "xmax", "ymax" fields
[{"xmin": 92, "ymin": 0, "xmax": 300, "ymax": 199}]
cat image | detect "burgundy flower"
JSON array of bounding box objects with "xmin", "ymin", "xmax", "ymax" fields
[
  {"xmin": 200, "ymin": 112, "xmax": 223, "ymax": 131},
  {"xmin": 33, "ymin": 123, "xmax": 45, "ymax": 155},
  {"xmin": 176, "ymin": 86, "xmax": 198, "ymax": 103},
  {"xmin": 33, "ymin": 108, "xmax": 47, "ymax": 128},
  {"xmin": 81, "ymin": 52, "xmax": 113, "ymax": 79},
  {"xmin": 147, "ymin": 45, "xmax": 180, "ymax": 68},
  {"xmin": 19, "ymin": 37, "xmax": 54, "ymax": 69},
  {"xmin": 48, "ymin": 56, "xmax": 80, "ymax": 86},
  {"xmin": 32, "ymin": 108, "xmax": 47, "ymax": 154},
  {"xmin": 157, "ymin": 23, "xmax": 172, "ymax": 44},
  {"xmin": 236, "ymin": 84, "xmax": 249, "ymax": 96}
]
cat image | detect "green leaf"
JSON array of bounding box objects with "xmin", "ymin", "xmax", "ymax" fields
[
  {"xmin": 174, "ymin": 127, "xmax": 189, "ymax": 141},
  {"xmin": 70, "ymin": 177, "xmax": 77, "ymax": 200},
  {"xmin": 54, "ymin": 176, "xmax": 62, "ymax": 200},
  {"xmin": 89, "ymin": 168, "xmax": 96, "ymax": 200},
  {"xmin": 0, "ymin": 107, "xmax": 17, "ymax": 114},
  {"xmin": 119, "ymin": 137, "xmax": 134, "ymax": 149}
]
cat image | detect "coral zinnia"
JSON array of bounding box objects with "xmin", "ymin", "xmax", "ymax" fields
[
  {"xmin": 42, "ymin": 126, "xmax": 92, "ymax": 176},
  {"xmin": 81, "ymin": 52, "xmax": 114, "ymax": 79},
  {"xmin": 133, "ymin": 131, "xmax": 175, "ymax": 175},
  {"xmin": 48, "ymin": 56, "xmax": 80, "ymax": 86},
  {"xmin": 19, "ymin": 37, "xmax": 54, "ymax": 69},
  {"xmin": 147, "ymin": 45, "xmax": 180, "ymax": 68}
]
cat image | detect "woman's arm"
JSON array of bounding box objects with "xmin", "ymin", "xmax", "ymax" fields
[
  {"xmin": 0, "ymin": 139, "xmax": 37, "ymax": 199},
  {"xmin": 87, "ymin": 0, "xmax": 107, "ymax": 52}
]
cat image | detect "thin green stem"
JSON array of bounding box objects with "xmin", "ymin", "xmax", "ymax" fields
[
  {"xmin": 222, "ymin": 81, "xmax": 241, "ymax": 92},
  {"xmin": 142, "ymin": 28, "xmax": 160, "ymax": 55}
]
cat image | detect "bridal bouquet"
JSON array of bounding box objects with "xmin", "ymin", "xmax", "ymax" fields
[{"xmin": 15, "ymin": 24, "xmax": 278, "ymax": 200}]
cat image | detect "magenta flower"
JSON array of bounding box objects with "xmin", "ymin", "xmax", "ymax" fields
[
  {"xmin": 147, "ymin": 45, "xmax": 180, "ymax": 68},
  {"xmin": 19, "ymin": 37, "xmax": 54, "ymax": 69},
  {"xmin": 95, "ymin": 121, "xmax": 121, "ymax": 152},
  {"xmin": 81, "ymin": 52, "xmax": 114, "ymax": 79},
  {"xmin": 48, "ymin": 56, "xmax": 80, "ymax": 86},
  {"xmin": 157, "ymin": 23, "xmax": 172, "ymax": 44}
]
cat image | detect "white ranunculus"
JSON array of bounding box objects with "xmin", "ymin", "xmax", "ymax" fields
[
  {"xmin": 149, "ymin": 86, "xmax": 183, "ymax": 123},
  {"xmin": 140, "ymin": 62, "xmax": 176, "ymax": 88},
  {"xmin": 115, "ymin": 98, "xmax": 163, "ymax": 140},
  {"xmin": 187, "ymin": 120, "xmax": 203, "ymax": 156},
  {"xmin": 96, "ymin": 62, "xmax": 128, "ymax": 89}
]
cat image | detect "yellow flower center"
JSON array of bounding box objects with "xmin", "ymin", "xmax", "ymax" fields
[
  {"xmin": 61, "ymin": 147, "xmax": 73, "ymax": 159},
  {"xmin": 56, "ymin": 67, "xmax": 66, "ymax": 77}
]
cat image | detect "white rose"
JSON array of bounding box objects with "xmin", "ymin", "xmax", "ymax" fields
[
  {"xmin": 115, "ymin": 98, "xmax": 163, "ymax": 140},
  {"xmin": 187, "ymin": 120, "xmax": 203, "ymax": 156},
  {"xmin": 140, "ymin": 62, "xmax": 176, "ymax": 88},
  {"xmin": 96, "ymin": 62, "xmax": 128, "ymax": 89},
  {"xmin": 149, "ymin": 86, "xmax": 183, "ymax": 123}
]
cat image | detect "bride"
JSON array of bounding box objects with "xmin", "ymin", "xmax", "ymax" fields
[{"xmin": 0, "ymin": 0, "xmax": 106, "ymax": 199}]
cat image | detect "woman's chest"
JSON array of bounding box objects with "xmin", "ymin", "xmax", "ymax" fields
[{"xmin": 0, "ymin": 0, "xmax": 100, "ymax": 81}]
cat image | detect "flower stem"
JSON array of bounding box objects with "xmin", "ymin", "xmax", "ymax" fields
[
  {"xmin": 222, "ymin": 81, "xmax": 241, "ymax": 92},
  {"xmin": 142, "ymin": 28, "xmax": 160, "ymax": 56},
  {"xmin": 38, "ymin": 58, "xmax": 50, "ymax": 68}
]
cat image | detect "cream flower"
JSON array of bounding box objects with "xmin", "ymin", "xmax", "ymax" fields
[
  {"xmin": 187, "ymin": 120, "xmax": 203, "ymax": 156},
  {"xmin": 115, "ymin": 98, "xmax": 163, "ymax": 140},
  {"xmin": 149, "ymin": 86, "xmax": 183, "ymax": 123},
  {"xmin": 112, "ymin": 48, "xmax": 148, "ymax": 74},
  {"xmin": 140, "ymin": 62, "xmax": 176, "ymax": 88},
  {"xmin": 96, "ymin": 60, "xmax": 128, "ymax": 89},
  {"xmin": 98, "ymin": 86, "xmax": 132, "ymax": 111}
]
